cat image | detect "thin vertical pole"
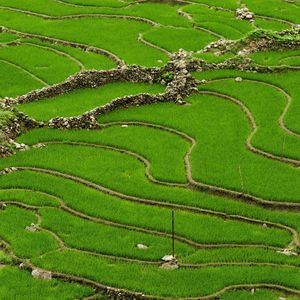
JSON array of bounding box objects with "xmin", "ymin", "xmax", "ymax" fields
[
  {"xmin": 281, "ymin": 133, "xmax": 286, "ymax": 159},
  {"xmin": 238, "ymin": 165, "xmax": 244, "ymax": 194},
  {"xmin": 172, "ymin": 209, "xmax": 175, "ymax": 258}
]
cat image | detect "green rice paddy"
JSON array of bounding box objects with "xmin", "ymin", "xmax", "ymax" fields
[{"xmin": 0, "ymin": 0, "xmax": 300, "ymax": 299}]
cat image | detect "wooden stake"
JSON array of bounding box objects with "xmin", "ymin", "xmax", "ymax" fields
[
  {"xmin": 238, "ymin": 165, "xmax": 244, "ymax": 194},
  {"xmin": 172, "ymin": 210, "xmax": 175, "ymax": 258},
  {"xmin": 281, "ymin": 134, "xmax": 286, "ymax": 159}
]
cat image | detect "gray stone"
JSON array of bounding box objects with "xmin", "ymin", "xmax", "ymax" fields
[
  {"xmin": 160, "ymin": 262, "xmax": 179, "ymax": 270},
  {"xmin": 31, "ymin": 269, "xmax": 52, "ymax": 280}
]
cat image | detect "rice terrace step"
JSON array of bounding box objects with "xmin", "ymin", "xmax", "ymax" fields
[{"xmin": 0, "ymin": 0, "xmax": 300, "ymax": 299}]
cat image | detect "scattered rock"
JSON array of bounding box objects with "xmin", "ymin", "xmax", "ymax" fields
[
  {"xmin": 203, "ymin": 38, "xmax": 235, "ymax": 54},
  {"xmin": 121, "ymin": 124, "xmax": 129, "ymax": 128},
  {"xmin": 235, "ymin": 77, "xmax": 243, "ymax": 82},
  {"xmin": 0, "ymin": 145, "xmax": 14, "ymax": 157},
  {"xmin": 236, "ymin": 6, "xmax": 255, "ymax": 21},
  {"xmin": 136, "ymin": 244, "xmax": 148, "ymax": 250},
  {"xmin": 160, "ymin": 261, "xmax": 179, "ymax": 270},
  {"xmin": 19, "ymin": 262, "xmax": 25, "ymax": 269},
  {"xmin": 262, "ymin": 223, "xmax": 268, "ymax": 228},
  {"xmin": 161, "ymin": 255, "xmax": 175, "ymax": 262},
  {"xmin": 0, "ymin": 167, "xmax": 18, "ymax": 175},
  {"xmin": 33, "ymin": 143, "xmax": 46, "ymax": 149},
  {"xmin": 25, "ymin": 223, "xmax": 38, "ymax": 232},
  {"xmin": 31, "ymin": 269, "xmax": 52, "ymax": 280},
  {"xmin": 277, "ymin": 248, "xmax": 298, "ymax": 256}
]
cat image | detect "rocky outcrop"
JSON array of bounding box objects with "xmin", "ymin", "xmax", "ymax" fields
[
  {"xmin": 47, "ymin": 50, "xmax": 199, "ymax": 129},
  {"xmin": 236, "ymin": 6, "xmax": 255, "ymax": 21}
]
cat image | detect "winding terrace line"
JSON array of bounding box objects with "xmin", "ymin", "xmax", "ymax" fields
[
  {"xmin": 177, "ymin": 7, "xmax": 224, "ymax": 39},
  {"xmin": 206, "ymin": 77, "xmax": 300, "ymax": 139},
  {"xmin": 3, "ymin": 28, "xmax": 123, "ymax": 67},
  {"xmin": 101, "ymin": 121, "xmax": 300, "ymax": 211},
  {"xmin": 51, "ymin": 0, "xmax": 128, "ymax": 9},
  {"xmin": 0, "ymin": 59, "xmax": 49, "ymax": 87},
  {"xmin": 4, "ymin": 201, "xmax": 161, "ymax": 265},
  {"xmin": 1, "ymin": 237, "xmax": 300, "ymax": 300},
  {"xmin": 22, "ymin": 41, "xmax": 85, "ymax": 70},
  {"xmin": 4, "ymin": 125, "xmax": 300, "ymax": 248},
  {"xmin": 198, "ymin": 89, "xmax": 300, "ymax": 166},
  {"xmin": 138, "ymin": 33, "xmax": 171, "ymax": 57},
  {"xmin": 0, "ymin": 5, "xmax": 159, "ymax": 26},
  {"xmin": 7, "ymin": 200, "xmax": 297, "ymax": 268},
  {"xmin": 2, "ymin": 166, "xmax": 294, "ymax": 250},
  {"xmin": 183, "ymin": 0, "xmax": 296, "ymax": 27},
  {"xmin": 20, "ymin": 138, "xmax": 297, "ymax": 245}
]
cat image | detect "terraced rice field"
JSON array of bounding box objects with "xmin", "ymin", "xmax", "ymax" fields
[{"xmin": 0, "ymin": 0, "xmax": 300, "ymax": 299}]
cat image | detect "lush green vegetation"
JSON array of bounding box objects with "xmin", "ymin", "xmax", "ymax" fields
[
  {"xmin": 18, "ymin": 82, "xmax": 164, "ymax": 120},
  {"xmin": 0, "ymin": 0, "xmax": 300, "ymax": 299},
  {"xmin": 0, "ymin": 266, "xmax": 93, "ymax": 299}
]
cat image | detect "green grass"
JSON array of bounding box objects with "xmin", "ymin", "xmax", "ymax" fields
[
  {"xmin": 23, "ymin": 38, "xmax": 116, "ymax": 70},
  {"xmin": 17, "ymin": 125, "xmax": 188, "ymax": 183},
  {"xmin": 0, "ymin": 170, "xmax": 299, "ymax": 249},
  {"xmin": 193, "ymin": 52, "xmax": 234, "ymax": 63},
  {"xmin": 33, "ymin": 249, "xmax": 300, "ymax": 298},
  {"xmin": 0, "ymin": 206, "xmax": 58, "ymax": 258},
  {"xmin": 183, "ymin": 4, "xmax": 253, "ymax": 40},
  {"xmin": 0, "ymin": 250, "xmax": 12, "ymax": 264},
  {"xmin": 197, "ymin": 78, "xmax": 300, "ymax": 161},
  {"xmin": 220, "ymin": 288, "xmax": 300, "ymax": 300},
  {"xmin": 0, "ymin": 189, "xmax": 60, "ymax": 206},
  {"xmin": 0, "ymin": 266, "xmax": 93, "ymax": 299},
  {"xmin": 194, "ymin": 69, "xmax": 300, "ymax": 135},
  {"xmin": 0, "ymin": 60, "xmax": 42, "ymax": 98},
  {"xmin": 243, "ymin": 0, "xmax": 300, "ymax": 24},
  {"xmin": 143, "ymin": 27, "xmax": 216, "ymax": 53},
  {"xmin": 39, "ymin": 207, "xmax": 194, "ymax": 261},
  {"xmin": 0, "ymin": 32, "xmax": 18, "ymax": 43},
  {"xmin": 182, "ymin": 247, "xmax": 300, "ymax": 265},
  {"xmin": 17, "ymin": 82, "xmax": 164, "ymax": 121},
  {"xmin": 1, "ymin": 1, "xmax": 300, "ymax": 298},
  {"xmin": 0, "ymin": 43, "xmax": 79, "ymax": 85},
  {"xmin": 250, "ymin": 49, "xmax": 300, "ymax": 66},
  {"xmin": 0, "ymin": 8, "xmax": 169, "ymax": 66},
  {"xmin": 98, "ymin": 94, "xmax": 300, "ymax": 202}
]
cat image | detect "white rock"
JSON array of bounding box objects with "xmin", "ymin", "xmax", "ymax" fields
[
  {"xmin": 161, "ymin": 255, "xmax": 175, "ymax": 262},
  {"xmin": 19, "ymin": 262, "xmax": 25, "ymax": 269},
  {"xmin": 235, "ymin": 77, "xmax": 243, "ymax": 82},
  {"xmin": 31, "ymin": 269, "xmax": 52, "ymax": 280},
  {"xmin": 25, "ymin": 223, "xmax": 38, "ymax": 232},
  {"xmin": 277, "ymin": 248, "xmax": 298, "ymax": 256},
  {"xmin": 33, "ymin": 143, "xmax": 46, "ymax": 149},
  {"xmin": 136, "ymin": 244, "xmax": 148, "ymax": 250},
  {"xmin": 121, "ymin": 124, "xmax": 129, "ymax": 128}
]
